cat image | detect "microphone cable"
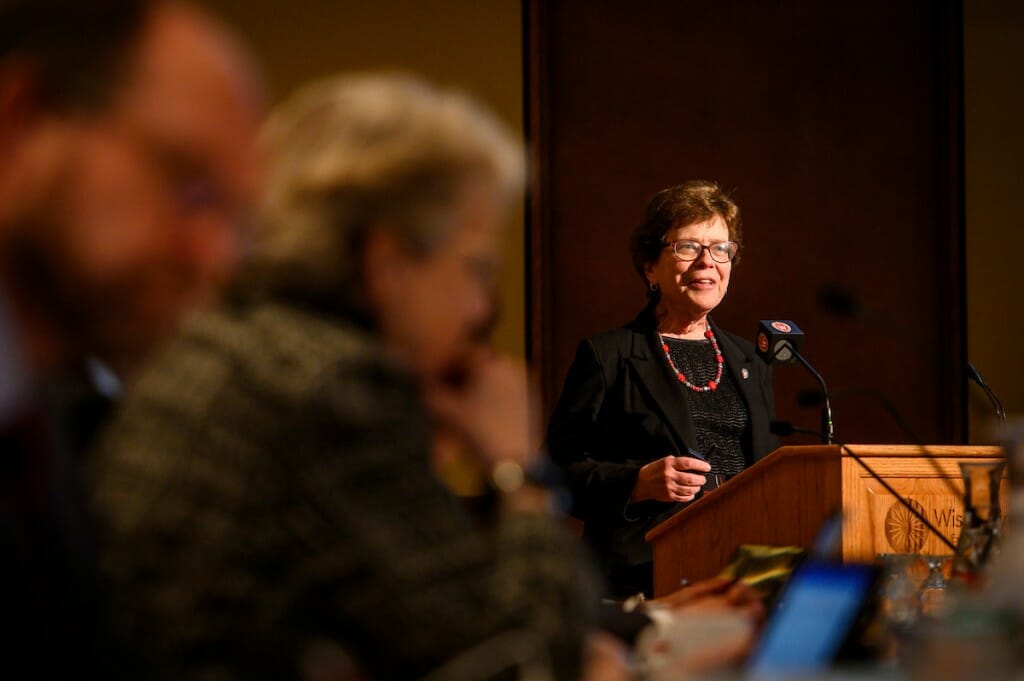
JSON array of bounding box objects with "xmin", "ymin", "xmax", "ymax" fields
[
  {"xmin": 795, "ymin": 386, "xmax": 964, "ymax": 499},
  {"xmin": 770, "ymin": 420, "xmax": 958, "ymax": 554}
]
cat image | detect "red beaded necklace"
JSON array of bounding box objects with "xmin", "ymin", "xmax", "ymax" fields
[{"xmin": 659, "ymin": 327, "xmax": 724, "ymax": 393}]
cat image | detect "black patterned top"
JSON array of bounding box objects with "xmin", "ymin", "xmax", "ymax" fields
[
  {"xmin": 90, "ymin": 301, "xmax": 596, "ymax": 681},
  {"xmin": 664, "ymin": 337, "xmax": 749, "ymax": 478}
]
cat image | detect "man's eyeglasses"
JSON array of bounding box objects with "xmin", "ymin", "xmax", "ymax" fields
[{"xmin": 663, "ymin": 240, "xmax": 740, "ymax": 263}]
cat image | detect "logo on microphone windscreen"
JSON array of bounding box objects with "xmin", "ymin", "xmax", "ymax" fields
[{"xmin": 755, "ymin": 320, "xmax": 805, "ymax": 365}]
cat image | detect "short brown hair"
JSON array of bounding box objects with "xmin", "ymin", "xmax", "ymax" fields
[{"xmin": 630, "ymin": 180, "xmax": 742, "ymax": 295}]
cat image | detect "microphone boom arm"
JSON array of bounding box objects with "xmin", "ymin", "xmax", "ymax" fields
[
  {"xmin": 967, "ymin": 362, "xmax": 1007, "ymax": 425},
  {"xmin": 789, "ymin": 348, "xmax": 835, "ymax": 444}
]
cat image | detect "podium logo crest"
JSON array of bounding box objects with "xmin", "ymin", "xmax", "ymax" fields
[{"xmin": 884, "ymin": 498, "xmax": 927, "ymax": 553}]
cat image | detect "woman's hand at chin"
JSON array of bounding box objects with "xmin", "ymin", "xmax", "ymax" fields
[{"xmin": 423, "ymin": 347, "xmax": 539, "ymax": 469}]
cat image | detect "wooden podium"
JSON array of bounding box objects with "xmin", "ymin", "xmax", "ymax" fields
[{"xmin": 645, "ymin": 444, "xmax": 1006, "ymax": 597}]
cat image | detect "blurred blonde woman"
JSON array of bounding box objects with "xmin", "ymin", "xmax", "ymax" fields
[{"xmin": 91, "ymin": 74, "xmax": 597, "ymax": 681}]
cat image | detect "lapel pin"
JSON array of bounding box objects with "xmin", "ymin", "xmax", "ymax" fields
[{"xmin": 741, "ymin": 368, "xmax": 750, "ymax": 380}]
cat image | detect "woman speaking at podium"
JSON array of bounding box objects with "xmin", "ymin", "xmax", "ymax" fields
[{"xmin": 546, "ymin": 180, "xmax": 778, "ymax": 598}]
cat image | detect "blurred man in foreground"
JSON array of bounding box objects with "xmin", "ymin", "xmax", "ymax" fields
[
  {"xmin": 0, "ymin": 0, "xmax": 262, "ymax": 671},
  {"xmin": 0, "ymin": 0, "xmax": 261, "ymax": 382}
]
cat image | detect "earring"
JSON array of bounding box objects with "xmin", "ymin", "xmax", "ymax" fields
[{"xmin": 649, "ymin": 281, "xmax": 659, "ymax": 292}]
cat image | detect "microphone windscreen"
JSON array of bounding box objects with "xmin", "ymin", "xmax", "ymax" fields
[{"xmin": 756, "ymin": 320, "xmax": 805, "ymax": 364}]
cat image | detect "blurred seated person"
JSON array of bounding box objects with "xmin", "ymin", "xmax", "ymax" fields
[
  {"xmin": 0, "ymin": 0, "xmax": 262, "ymax": 460},
  {"xmin": 0, "ymin": 0, "xmax": 261, "ymax": 672},
  {"xmin": 90, "ymin": 73, "xmax": 601, "ymax": 681},
  {"xmin": 546, "ymin": 181, "xmax": 778, "ymax": 599},
  {"xmin": 0, "ymin": 0, "xmax": 261, "ymax": 385}
]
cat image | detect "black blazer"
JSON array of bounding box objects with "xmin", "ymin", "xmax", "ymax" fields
[{"xmin": 546, "ymin": 305, "xmax": 778, "ymax": 596}]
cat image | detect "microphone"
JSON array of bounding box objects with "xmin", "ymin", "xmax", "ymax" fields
[
  {"xmin": 755, "ymin": 319, "xmax": 804, "ymax": 364},
  {"xmin": 756, "ymin": 320, "xmax": 834, "ymax": 443},
  {"xmin": 966, "ymin": 362, "xmax": 1007, "ymax": 425},
  {"xmin": 769, "ymin": 420, "xmax": 958, "ymax": 554}
]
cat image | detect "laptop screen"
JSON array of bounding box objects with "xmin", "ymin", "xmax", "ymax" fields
[{"xmin": 746, "ymin": 561, "xmax": 879, "ymax": 677}]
